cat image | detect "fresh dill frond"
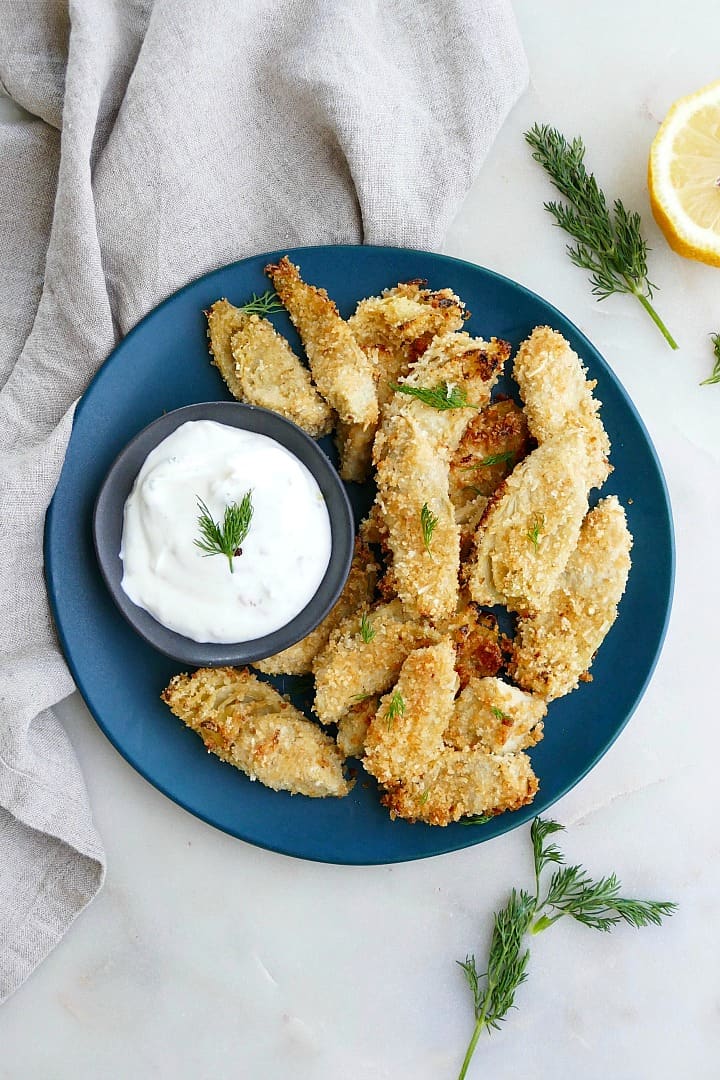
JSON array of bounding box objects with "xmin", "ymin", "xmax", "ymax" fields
[
  {"xmin": 389, "ymin": 381, "xmax": 473, "ymax": 410},
  {"xmin": 238, "ymin": 290, "xmax": 284, "ymax": 317},
  {"xmin": 532, "ymin": 867, "xmax": 678, "ymax": 934},
  {"xmin": 701, "ymin": 332, "xmax": 720, "ymax": 385},
  {"xmin": 419, "ymin": 789, "xmax": 431, "ymax": 806},
  {"xmin": 360, "ymin": 611, "xmax": 375, "ymax": 644},
  {"xmin": 385, "ymin": 691, "xmax": 405, "ymax": 729},
  {"xmin": 455, "ymin": 816, "xmax": 676, "ymax": 1079},
  {"xmin": 526, "ymin": 516, "xmax": 544, "ymax": 551},
  {"xmin": 490, "ymin": 706, "xmax": 510, "ymax": 722},
  {"xmin": 525, "ymin": 124, "xmax": 677, "ymax": 350},
  {"xmin": 194, "ymin": 492, "xmax": 253, "ymax": 574},
  {"xmin": 460, "ymin": 814, "xmax": 493, "ymax": 826},
  {"xmin": 351, "ymin": 692, "xmax": 374, "ymax": 703},
  {"xmin": 456, "ymin": 887, "xmax": 534, "ymax": 1074},
  {"xmin": 421, "ymin": 503, "xmax": 439, "ymax": 554},
  {"xmin": 465, "ymin": 450, "xmax": 515, "ymax": 469},
  {"xmin": 531, "ymin": 817, "xmax": 565, "ymax": 897}
]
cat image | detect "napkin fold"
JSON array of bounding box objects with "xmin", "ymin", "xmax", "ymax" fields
[{"xmin": 0, "ymin": 0, "xmax": 527, "ymax": 1001}]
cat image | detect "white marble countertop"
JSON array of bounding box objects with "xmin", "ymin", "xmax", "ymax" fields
[{"xmin": 2, "ymin": 2, "xmax": 719, "ymax": 1077}]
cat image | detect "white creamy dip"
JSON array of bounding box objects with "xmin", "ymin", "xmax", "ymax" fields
[{"xmin": 120, "ymin": 420, "xmax": 332, "ymax": 643}]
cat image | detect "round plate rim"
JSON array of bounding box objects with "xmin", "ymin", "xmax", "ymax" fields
[{"xmin": 44, "ymin": 243, "xmax": 676, "ymax": 865}]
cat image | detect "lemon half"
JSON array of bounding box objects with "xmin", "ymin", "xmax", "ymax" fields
[{"xmin": 649, "ymin": 79, "xmax": 720, "ymax": 266}]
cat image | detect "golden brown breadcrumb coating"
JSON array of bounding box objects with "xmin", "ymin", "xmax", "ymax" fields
[
  {"xmin": 381, "ymin": 751, "xmax": 538, "ymax": 826},
  {"xmin": 207, "ymin": 299, "xmax": 332, "ymax": 436},
  {"xmin": 312, "ymin": 599, "xmax": 440, "ymax": 725},
  {"xmin": 378, "ymin": 332, "xmax": 510, "ymax": 460},
  {"xmin": 509, "ymin": 495, "xmax": 632, "ymax": 700},
  {"xmin": 253, "ymin": 540, "xmax": 379, "ymax": 676},
  {"xmin": 448, "ymin": 606, "xmax": 504, "ymax": 686},
  {"xmin": 449, "ymin": 398, "xmax": 532, "ymax": 553},
  {"xmin": 364, "ymin": 640, "xmax": 458, "ymax": 788},
  {"xmin": 335, "ymin": 408, "xmax": 379, "ymax": 485},
  {"xmin": 161, "ymin": 667, "xmax": 349, "ymax": 798},
  {"xmin": 363, "ymin": 641, "xmax": 539, "ymax": 825},
  {"xmin": 513, "ymin": 326, "xmax": 611, "ymax": 489},
  {"xmin": 230, "ymin": 313, "xmax": 333, "ymax": 436},
  {"xmin": 337, "ymin": 282, "xmax": 466, "ymax": 482},
  {"xmin": 347, "ymin": 280, "xmax": 466, "ymax": 357},
  {"xmin": 371, "ymin": 334, "xmax": 508, "ymax": 622},
  {"xmin": 445, "ymin": 677, "xmax": 546, "ymax": 753},
  {"xmin": 336, "ymin": 695, "xmax": 379, "ymax": 758},
  {"xmin": 374, "ymin": 415, "xmax": 459, "ymax": 622},
  {"xmin": 467, "ymin": 431, "xmax": 590, "ymax": 612},
  {"xmin": 206, "ymin": 298, "xmax": 247, "ymax": 401},
  {"xmin": 265, "ymin": 256, "xmax": 378, "ymax": 428}
]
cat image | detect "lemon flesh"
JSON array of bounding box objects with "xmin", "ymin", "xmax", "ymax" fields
[{"xmin": 649, "ymin": 80, "xmax": 720, "ymax": 266}]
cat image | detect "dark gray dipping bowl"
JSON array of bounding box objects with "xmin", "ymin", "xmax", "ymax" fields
[{"xmin": 93, "ymin": 402, "xmax": 355, "ymax": 667}]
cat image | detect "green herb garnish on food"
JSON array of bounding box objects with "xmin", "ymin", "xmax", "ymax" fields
[
  {"xmin": 194, "ymin": 492, "xmax": 253, "ymax": 574},
  {"xmin": 460, "ymin": 814, "xmax": 493, "ymax": 827},
  {"xmin": 701, "ymin": 332, "xmax": 720, "ymax": 385},
  {"xmin": 421, "ymin": 502, "xmax": 439, "ymax": 554},
  {"xmin": 525, "ymin": 124, "xmax": 677, "ymax": 350},
  {"xmin": 238, "ymin": 290, "xmax": 284, "ymax": 317},
  {"xmin": 455, "ymin": 817, "xmax": 676, "ymax": 1079},
  {"xmin": 490, "ymin": 706, "xmax": 510, "ymax": 722},
  {"xmin": 385, "ymin": 691, "xmax": 405, "ymax": 729},
  {"xmin": 465, "ymin": 450, "xmax": 515, "ymax": 469},
  {"xmin": 526, "ymin": 516, "xmax": 544, "ymax": 551},
  {"xmin": 360, "ymin": 611, "xmax": 376, "ymax": 643},
  {"xmin": 389, "ymin": 381, "xmax": 473, "ymax": 410}
]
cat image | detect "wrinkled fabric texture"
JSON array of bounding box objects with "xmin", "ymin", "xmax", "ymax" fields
[{"xmin": 0, "ymin": 0, "xmax": 528, "ymax": 1001}]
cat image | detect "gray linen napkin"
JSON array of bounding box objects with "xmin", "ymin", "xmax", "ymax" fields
[{"xmin": 0, "ymin": 0, "xmax": 527, "ymax": 1001}]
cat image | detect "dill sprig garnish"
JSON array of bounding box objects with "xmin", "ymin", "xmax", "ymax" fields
[
  {"xmin": 389, "ymin": 381, "xmax": 473, "ymax": 410},
  {"xmin": 194, "ymin": 493, "xmax": 253, "ymax": 574},
  {"xmin": 385, "ymin": 691, "xmax": 405, "ymax": 729},
  {"xmin": 701, "ymin": 332, "xmax": 720, "ymax": 385},
  {"xmin": 490, "ymin": 706, "xmax": 510, "ymax": 722},
  {"xmin": 526, "ymin": 516, "xmax": 544, "ymax": 551},
  {"xmin": 238, "ymin": 290, "xmax": 284, "ymax": 317},
  {"xmin": 455, "ymin": 817, "xmax": 676, "ymax": 1079},
  {"xmin": 525, "ymin": 124, "xmax": 678, "ymax": 350},
  {"xmin": 421, "ymin": 503, "xmax": 439, "ymax": 554},
  {"xmin": 360, "ymin": 611, "xmax": 375, "ymax": 643},
  {"xmin": 460, "ymin": 814, "xmax": 493, "ymax": 827},
  {"xmin": 465, "ymin": 450, "xmax": 515, "ymax": 470}
]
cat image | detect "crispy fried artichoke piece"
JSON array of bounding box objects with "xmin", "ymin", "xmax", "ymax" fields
[
  {"xmin": 265, "ymin": 256, "xmax": 377, "ymax": 428},
  {"xmin": 509, "ymin": 495, "xmax": 632, "ymax": 700},
  {"xmin": 336, "ymin": 282, "xmax": 467, "ymax": 481},
  {"xmin": 467, "ymin": 431, "xmax": 590, "ymax": 613},
  {"xmin": 363, "ymin": 641, "xmax": 539, "ymax": 825},
  {"xmin": 449, "ymin": 398, "xmax": 532, "ymax": 554},
  {"xmin": 206, "ymin": 299, "xmax": 332, "ymax": 437},
  {"xmin": 513, "ymin": 325, "xmax": 611, "ymax": 489},
  {"xmin": 313, "ymin": 599, "xmax": 440, "ymax": 725},
  {"xmin": 161, "ymin": 667, "xmax": 349, "ymax": 798}
]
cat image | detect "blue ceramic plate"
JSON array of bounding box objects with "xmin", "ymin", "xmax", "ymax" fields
[{"xmin": 45, "ymin": 245, "xmax": 674, "ymax": 864}]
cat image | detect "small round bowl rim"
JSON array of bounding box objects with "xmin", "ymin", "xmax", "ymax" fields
[{"xmin": 92, "ymin": 401, "xmax": 355, "ymax": 667}]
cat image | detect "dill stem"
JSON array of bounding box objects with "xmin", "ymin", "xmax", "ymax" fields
[
  {"xmin": 634, "ymin": 292, "xmax": 678, "ymax": 350},
  {"xmin": 457, "ymin": 1000, "xmax": 489, "ymax": 1080},
  {"xmin": 530, "ymin": 912, "xmax": 560, "ymax": 934}
]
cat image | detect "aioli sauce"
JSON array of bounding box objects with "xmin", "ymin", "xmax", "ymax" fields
[{"xmin": 120, "ymin": 420, "xmax": 332, "ymax": 643}]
